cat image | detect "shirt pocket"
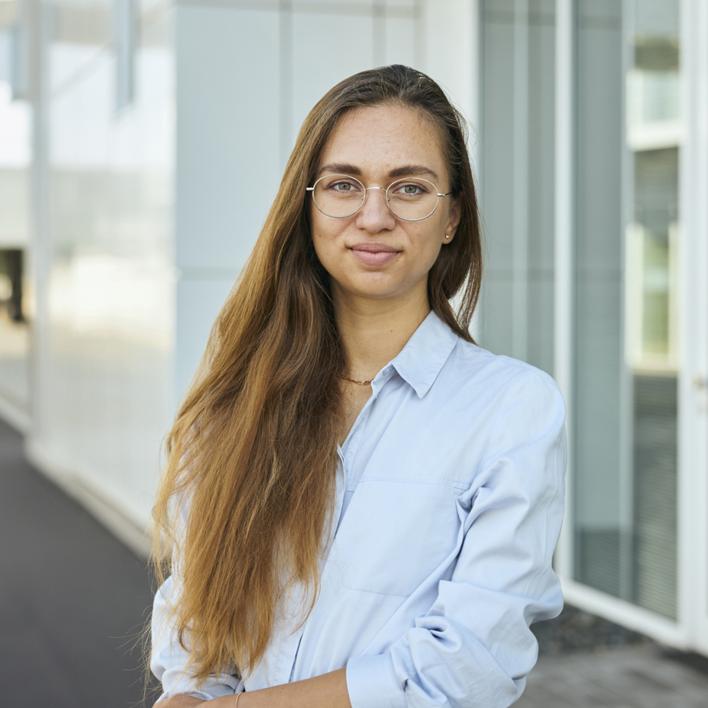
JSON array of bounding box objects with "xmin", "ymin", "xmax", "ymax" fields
[{"xmin": 331, "ymin": 478, "xmax": 463, "ymax": 597}]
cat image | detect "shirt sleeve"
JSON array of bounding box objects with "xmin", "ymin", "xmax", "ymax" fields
[
  {"xmin": 150, "ymin": 489, "xmax": 245, "ymax": 703},
  {"xmin": 345, "ymin": 367, "xmax": 568, "ymax": 708}
]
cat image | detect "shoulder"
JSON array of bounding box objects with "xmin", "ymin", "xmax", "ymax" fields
[
  {"xmin": 450, "ymin": 339, "xmax": 563, "ymax": 401},
  {"xmin": 443, "ymin": 339, "xmax": 567, "ymax": 445},
  {"xmin": 437, "ymin": 343, "xmax": 568, "ymax": 496}
]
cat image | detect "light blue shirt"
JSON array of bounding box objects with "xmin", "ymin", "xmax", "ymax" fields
[{"xmin": 151, "ymin": 308, "xmax": 567, "ymax": 707}]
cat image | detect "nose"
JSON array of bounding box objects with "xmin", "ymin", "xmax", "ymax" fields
[{"xmin": 355, "ymin": 186, "xmax": 396, "ymax": 232}]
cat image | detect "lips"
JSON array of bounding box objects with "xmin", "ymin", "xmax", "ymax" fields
[
  {"xmin": 349, "ymin": 243, "xmax": 401, "ymax": 267},
  {"xmin": 349, "ymin": 244, "xmax": 402, "ymax": 254}
]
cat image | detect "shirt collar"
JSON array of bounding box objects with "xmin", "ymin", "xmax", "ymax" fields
[{"xmin": 376, "ymin": 309, "xmax": 460, "ymax": 399}]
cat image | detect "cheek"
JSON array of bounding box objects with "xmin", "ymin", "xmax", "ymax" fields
[
  {"xmin": 310, "ymin": 217, "xmax": 343, "ymax": 268},
  {"xmin": 412, "ymin": 226, "xmax": 444, "ymax": 262},
  {"xmin": 309, "ymin": 210, "xmax": 328, "ymax": 249}
]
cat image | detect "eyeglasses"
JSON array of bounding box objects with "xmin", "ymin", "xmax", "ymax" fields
[{"xmin": 306, "ymin": 173, "xmax": 453, "ymax": 222}]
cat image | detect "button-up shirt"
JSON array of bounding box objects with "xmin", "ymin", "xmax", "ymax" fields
[{"xmin": 150, "ymin": 308, "xmax": 567, "ymax": 707}]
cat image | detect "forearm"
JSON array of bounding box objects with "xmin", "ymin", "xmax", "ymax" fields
[{"xmin": 206, "ymin": 668, "xmax": 352, "ymax": 708}]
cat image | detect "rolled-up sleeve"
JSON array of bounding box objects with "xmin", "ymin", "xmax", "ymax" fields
[
  {"xmin": 345, "ymin": 368, "xmax": 567, "ymax": 708},
  {"xmin": 150, "ymin": 490, "xmax": 244, "ymax": 703},
  {"xmin": 150, "ymin": 573, "xmax": 244, "ymax": 703}
]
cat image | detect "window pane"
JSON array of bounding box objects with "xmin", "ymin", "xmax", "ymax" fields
[
  {"xmin": 572, "ymin": 0, "xmax": 680, "ymax": 619},
  {"xmin": 478, "ymin": 0, "xmax": 556, "ymax": 375}
]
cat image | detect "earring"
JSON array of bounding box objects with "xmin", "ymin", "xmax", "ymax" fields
[{"xmin": 444, "ymin": 233, "xmax": 451, "ymax": 240}]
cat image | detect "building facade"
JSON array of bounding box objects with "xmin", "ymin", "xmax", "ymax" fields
[{"xmin": 0, "ymin": 0, "xmax": 706, "ymax": 658}]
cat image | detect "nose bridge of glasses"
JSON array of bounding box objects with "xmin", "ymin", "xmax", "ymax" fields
[{"xmin": 360, "ymin": 183, "xmax": 393, "ymax": 216}]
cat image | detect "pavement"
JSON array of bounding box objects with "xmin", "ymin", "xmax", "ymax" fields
[
  {"xmin": 2, "ymin": 415, "xmax": 708, "ymax": 707},
  {"xmin": 519, "ymin": 642, "xmax": 708, "ymax": 707},
  {"xmin": 0, "ymin": 416, "xmax": 160, "ymax": 708}
]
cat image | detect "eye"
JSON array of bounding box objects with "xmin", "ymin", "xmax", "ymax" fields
[
  {"xmin": 326, "ymin": 179, "xmax": 362, "ymax": 193},
  {"xmin": 391, "ymin": 181, "xmax": 429, "ymax": 197}
]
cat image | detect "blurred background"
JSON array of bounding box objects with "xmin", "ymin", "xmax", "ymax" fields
[{"xmin": 1, "ymin": 0, "xmax": 707, "ymax": 706}]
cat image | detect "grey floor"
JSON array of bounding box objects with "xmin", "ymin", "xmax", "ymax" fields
[
  {"xmin": 0, "ymin": 417, "xmax": 161, "ymax": 708},
  {"xmin": 2, "ymin": 416, "xmax": 708, "ymax": 707},
  {"xmin": 519, "ymin": 643, "xmax": 708, "ymax": 707}
]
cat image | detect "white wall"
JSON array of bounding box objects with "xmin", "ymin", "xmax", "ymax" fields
[
  {"xmin": 0, "ymin": 0, "xmax": 31, "ymax": 251},
  {"xmin": 24, "ymin": 0, "xmax": 176, "ymax": 555}
]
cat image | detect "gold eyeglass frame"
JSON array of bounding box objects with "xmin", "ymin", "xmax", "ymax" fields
[{"xmin": 306, "ymin": 173, "xmax": 453, "ymax": 222}]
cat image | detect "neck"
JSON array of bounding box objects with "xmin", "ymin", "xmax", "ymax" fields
[{"xmin": 333, "ymin": 291, "xmax": 431, "ymax": 382}]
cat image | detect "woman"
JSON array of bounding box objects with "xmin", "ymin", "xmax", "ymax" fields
[{"xmin": 146, "ymin": 64, "xmax": 567, "ymax": 707}]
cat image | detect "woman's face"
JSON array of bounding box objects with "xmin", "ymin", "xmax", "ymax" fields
[{"xmin": 310, "ymin": 102, "xmax": 460, "ymax": 309}]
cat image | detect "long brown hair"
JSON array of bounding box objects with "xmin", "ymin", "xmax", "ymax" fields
[{"xmin": 141, "ymin": 64, "xmax": 483, "ymax": 697}]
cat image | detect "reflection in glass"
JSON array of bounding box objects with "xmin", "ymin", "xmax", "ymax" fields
[{"xmin": 573, "ymin": 0, "xmax": 679, "ymax": 619}]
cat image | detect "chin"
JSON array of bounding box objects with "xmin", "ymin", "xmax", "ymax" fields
[{"xmin": 343, "ymin": 282, "xmax": 403, "ymax": 301}]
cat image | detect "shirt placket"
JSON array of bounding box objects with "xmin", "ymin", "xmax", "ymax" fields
[
  {"xmin": 284, "ymin": 367, "xmax": 393, "ymax": 685},
  {"xmin": 337, "ymin": 366, "xmax": 393, "ymax": 523}
]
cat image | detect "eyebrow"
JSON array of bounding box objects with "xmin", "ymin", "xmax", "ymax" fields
[{"xmin": 316, "ymin": 163, "xmax": 440, "ymax": 182}]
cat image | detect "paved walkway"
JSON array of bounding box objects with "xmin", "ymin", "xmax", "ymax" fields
[
  {"xmin": 2, "ymin": 415, "xmax": 708, "ymax": 707},
  {"xmin": 0, "ymin": 417, "xmax": 159, "ymax": 708},
  {"xmin": 519, "ymin": 642, "xmax": 708, "ymax": 707}
]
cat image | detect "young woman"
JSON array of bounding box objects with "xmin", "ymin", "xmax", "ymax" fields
[{"xmin": 147, "ymin": 64, "xmax": 567, "ymax": 708}]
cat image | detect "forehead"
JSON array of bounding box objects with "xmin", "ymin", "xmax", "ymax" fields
[{"xmin": 317, "ymin": 103, "xmax": 448, "ymax": 180}]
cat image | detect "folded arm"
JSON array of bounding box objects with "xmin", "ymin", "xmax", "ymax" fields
[{"xmin": 343, "ymin": 368, "xmax": 568, "ymax": 708}]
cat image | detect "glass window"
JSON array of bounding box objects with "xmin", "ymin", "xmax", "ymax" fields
[
  {"xmin": 478, "ymin": 0, "xmax": 557, "ymax": 376},
  {"xmin": 572, "ymin": 0, "xmax": 680, "ymax": 619}
]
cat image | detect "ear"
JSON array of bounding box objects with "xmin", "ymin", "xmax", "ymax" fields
[{"xmin": 444, "ymin": 196, "xmax": 462, "ymax": 243}]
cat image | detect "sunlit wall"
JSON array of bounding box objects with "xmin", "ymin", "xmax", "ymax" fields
[{"xmin": 23, "ymin": 0, "xmax": 176, "ymax": 545}]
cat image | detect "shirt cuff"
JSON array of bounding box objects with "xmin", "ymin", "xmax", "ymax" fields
[
  {"xmin": 155, "ymin": 688, "xmax": 237, "ymax": 704},
  {"xmin": 345, "ymin": 652, "xmax": 406, "ymax": 708},
  {"xmin": 154, "ymin": 690, "xmax": 215, "ymax": 704},
  {"xmin": 153, "ymin": 687, "xmax": 243, "ymax": 706}
]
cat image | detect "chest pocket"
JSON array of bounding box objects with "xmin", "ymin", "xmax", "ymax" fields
[{"xmin": 331, "ymin": 478, "xmax": 463, "ymax": 597}]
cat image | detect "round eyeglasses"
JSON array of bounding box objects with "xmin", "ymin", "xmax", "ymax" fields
[{"xmin": 306, "ymin": 173, "xmax": 453, "ymax": 222}]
